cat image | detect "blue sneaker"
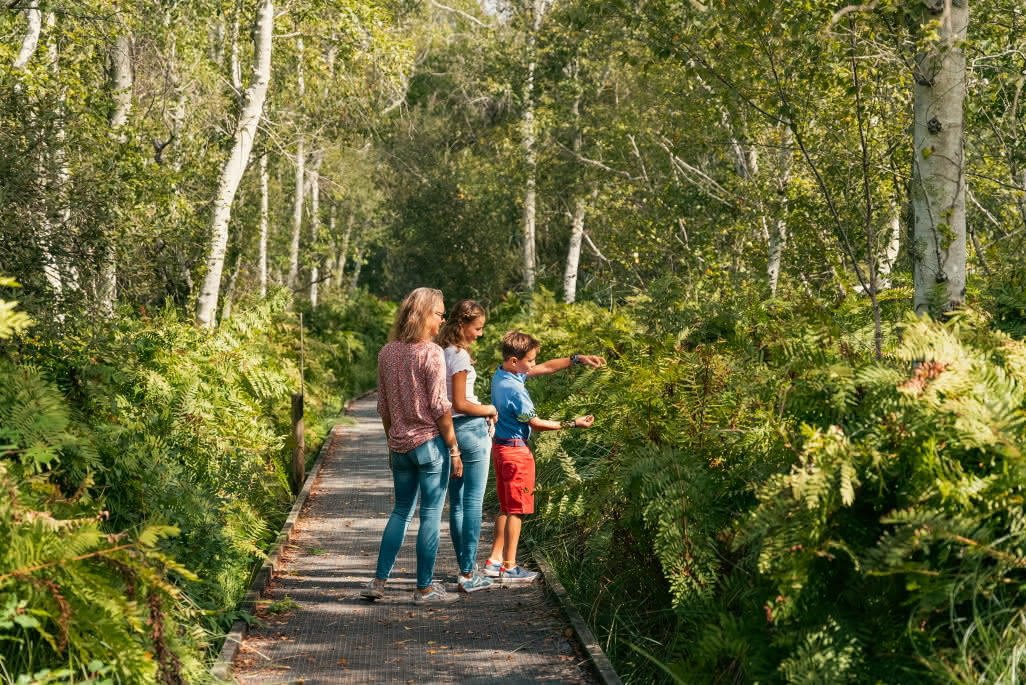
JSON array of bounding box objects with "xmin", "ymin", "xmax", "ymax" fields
[
  {"xmin": 498, "ymin": 565, "xmax": 539, "ymax": 584},
  {"xmin": 413, "ymin": 581, "xmax": 459, "ymax": 604},
  {"xmin": 483, "ymin": 560, "xmax": 502, "ymax": 577},
  {"xmin": 457, "ymin": 571, "xmax": 494, "ymax": 593}
]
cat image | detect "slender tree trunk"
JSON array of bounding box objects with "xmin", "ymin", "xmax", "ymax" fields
[
  {"xmin": 350, "ymin": 248, "xmax": 363, "ymax": 289},
  {"xmin": 563, "ymin": 195, "xmax": 587, "ymax": 303},
  {"xmin": 259, "ymin": 153, "xmax": 269, "ymax": 297},
  {"xmin": 229, "ymin": 8, "xmax": 243, "ymax": 92},
  {"xmin": 327, "ymin": 209, "xmax": 337, "ymax": 290},
  {"xmin": 13, "ymin": 5, "xmax": 42, "ymax": 70},
  {"xmin": 520, "ymin": 0, "xmax": 545, "ymax": 289},
  {"xmin": 195, "ymin": 0, "xmax": 274, "ymax": 328},
  {"xmin": 912, "ymin": 0, "xmax": 968, "ymax": 314},
  {"xmin": 286, "ymin": 38, "xmax": 305, "ymax": 291},
  {"xmin": 308, "ymin": 153, "xmax": 322, "ymax": 308},
  {"xmin": 220, "ymin": 254, "xmax": 243, "ymax": 323},
  {"xmin": 877, "ymin": 201, "xmax": 901, "ymax": 289},
  {"xmin": 767, "ymin": 125, "xmax": 793, "ymax": 296},
  {"xmin": 337, "ymin": 213, "xmax": 354, "ymax": 285}
]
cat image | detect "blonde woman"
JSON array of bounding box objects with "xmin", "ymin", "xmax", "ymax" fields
[
  {"xmin": 362, "ymin": 287, "xmax": 462, "ymax": 604},
  {"xmin": 436, "ymin": 300, "xmax": 498, "ymax": 592}
]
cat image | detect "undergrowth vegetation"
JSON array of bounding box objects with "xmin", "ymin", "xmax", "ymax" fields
[
  {"xmin": 0, "ymin": 282, "xmax": 390, "ymax": 684},
  {"xmin": 477, "ymin": 279, "xmax": 1026, "ymax": 684}
]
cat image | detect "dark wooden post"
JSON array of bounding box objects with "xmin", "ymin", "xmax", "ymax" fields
[{"xmin": 291, "ymin": 391, "xmax": 305, "ymax": 493}]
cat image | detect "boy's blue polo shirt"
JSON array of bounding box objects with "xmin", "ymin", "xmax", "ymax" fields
[{"xmin": 491, "ymin": 367, "xmax": 536, "ymax": 441}]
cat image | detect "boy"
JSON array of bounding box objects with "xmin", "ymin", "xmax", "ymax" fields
[{"xmin": 484, "ymin": 331, "xmax": 601, "ymax": 582}]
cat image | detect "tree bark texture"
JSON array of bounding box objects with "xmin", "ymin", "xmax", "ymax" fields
[
  {"xmin": 286, "ymin": 38, "xmax": 305, "ymax": 291},
  {"xmin": 912, "ymin": 0, "xmax": 968, "ymax": 314},
  {"xmin": 337, "ymin": 213, "xmax": 354, "ymax": 286},
  {"xmin": 520, "ymin": 0, "xmax": 545, "ymax": 290},
  {"xmin": 220, "ymin": 254, "xmax": 243, "ymax": 323},
  {"xmin": 259, "ymin": 153, "xmax": 269, "ymax": 297},
  {"xmin": 13, "ymin": 6, "xmax": 42, "ymax": 70},
  {"xmin": 767, "ymin": 125, "xmax": 793, "ymax": 296},
  {"xmin": 308, "ymin": 153, "xmax": 322, "ymax": 308},
  {"xmin": 195, "ymin": 0, "xmax": 273, "ymax": 328}
]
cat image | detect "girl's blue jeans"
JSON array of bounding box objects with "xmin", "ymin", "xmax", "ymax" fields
[
  {"xmin": 374, "ymin": 435, "xmax": 450, "ymax": 589},
  {"xmin": 448, "ymin": 416, "xmax": 491, "ymax": 574}
]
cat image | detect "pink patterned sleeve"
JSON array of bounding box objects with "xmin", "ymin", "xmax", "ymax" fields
[{"xmin": 423, "ymin": 345, "xmax": 452, "ymax": 420}]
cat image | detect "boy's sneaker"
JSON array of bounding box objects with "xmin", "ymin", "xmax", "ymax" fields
[
  {"xmin": 457, "ymin": 571, "xmax": 493, "ymax": 593},
  {"xmin": 483, "ymin": 560, "xmax": 502, "ymax": 577},
  {"xmin": 413, "ymin": 581, "xmax": 459, "ymax": 604},
  {"xmin": 361, "ymin": 578, "xmax": 385, "ymax": 600},
  {"xmin": 498, "ymin": 565, "xmax": 539, "ymax": 584}
]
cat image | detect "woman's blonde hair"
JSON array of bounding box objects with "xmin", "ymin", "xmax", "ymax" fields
[
  {"xmin": 435, "ymin": 300, "xmax": 486, "ymax": 350},
  {"xmin": 390, "ymin": 287, "xmax": 444, "ymax": 343}
]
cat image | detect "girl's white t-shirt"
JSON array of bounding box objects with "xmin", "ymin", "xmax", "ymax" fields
[{"xmin": 443, "ymin": 346, "xmax": 479, "ymax": 417}]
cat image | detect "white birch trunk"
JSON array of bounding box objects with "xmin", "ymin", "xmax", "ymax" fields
[
  {"xmin": 767, "ymin": 125, "xmax": 793, "ymax": 296},
  {"xmin": 308, "ymin": 153, "xmax": 322, "ymax": 308},
  {"xmin": 259, "ymin": 153, "xmax": 269, "ymax": 297},
  {"xmin": 286, "ymin": 38, "xmax": 305, "ymax": 291},
  {"xmin": 13, "ymin": 6, "xmax": 42, "ymax": 70},
  {"xmin": 876, "ymin": 202, "xmax": 901, "ymax": 289},
  {"xmin": 327, "ymin": 209, "xmax": 337, "ymax": 289},
  {"xmin": 349, "ymin": 248, "xmax": 362, "ymax": 290},
  {"xmin": 195, "ymin": 0, "xmax": 273, "ymax": 328},
  {"xmin": 337, "ymin": 213, "xmax": 354, "ymax": 285},
  {"xmin": 912, "ymin": 0, "xmax": 968, "ymax": 314},
  {"xmin": 109, "ymin": 33, "xmax": 133, "ymax": 137},
  {"xmin": 229, "ymin": 10, "xmax": 243, "ymax": 92},
  {"xmin": 520, "ymin": 0, "xmax": 545, "ymax": 289},
  {"xmin": 563, "ymin": 196, "xmax": 586, "ymax": 303},
  {"xmin": 220, "ymin": 254, "xmax": 243, "ymax": 323}
]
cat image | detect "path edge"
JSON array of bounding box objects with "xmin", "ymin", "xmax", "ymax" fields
[
  {"xmin": 210, "ymin": 418, "xmax": 343, "ymax": 681},
  {"xmin": 534, "ymin": 553, "xmax": 624, "ymax": 685}
]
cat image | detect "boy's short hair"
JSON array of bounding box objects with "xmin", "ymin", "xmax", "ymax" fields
[{"xmin": 501, "ymin": 330, "xmax": 541, "ymax": 360}]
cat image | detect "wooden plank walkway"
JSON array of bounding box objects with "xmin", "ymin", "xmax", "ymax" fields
[{"xmin": 232, "ymin": 394, "xmax": 598, "ymax": 684}]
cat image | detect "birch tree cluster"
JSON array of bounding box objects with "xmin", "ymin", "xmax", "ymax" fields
[
  {"xmin": 1, "ymin": 0, "xmax": 408, "ymax": 330},
  {"xmin": 368, "ymin": 0, "xmax": 1024, "ymax": 334}
]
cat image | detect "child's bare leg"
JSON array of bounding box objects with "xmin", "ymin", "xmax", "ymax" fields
[
  {"xmin": 502, "ymin": 513, "xmax": 522, "ymax": 568},
  {"xmin": 488, "ymin": 511, "xmax": 507, "ymax": 564}
]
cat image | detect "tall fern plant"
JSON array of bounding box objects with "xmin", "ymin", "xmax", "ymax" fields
[{"xmin": 0, "ymin": 279, "xmax": 210, "ymax": 684}]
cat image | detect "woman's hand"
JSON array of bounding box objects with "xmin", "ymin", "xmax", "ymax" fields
[
  {"xmin": 574, "ymin": 415, "xmax": 595, "ymax": 428},
  {"xmin": 451, "ymin": 455, "xmax": 463, "ymax": 479}
]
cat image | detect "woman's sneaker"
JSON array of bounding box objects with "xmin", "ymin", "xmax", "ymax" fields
[
  {"xmin": 457, "ymin": 571, "xmax": 494, "ymax": 593},
  {"xmin": 498, "ymin": 565, "xmax": 539, "ymax": 584},
  {"xmin": 361, "ymin": 578, "xmax": 385, "ymax": 600},
  {"xmin": 483, "ymin": 560, "xmax": 502, "ymax": 577},
  {"xmin": 413, "ymin": 581, "xmax": 459, "ymax": 604}
]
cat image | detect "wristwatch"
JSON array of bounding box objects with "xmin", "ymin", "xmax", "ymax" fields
[
  {"xmin": 560, "ymin": 419, "xmax": 576, "ymax": 430},
  {"xmin": 570, "ymin": 353, "xmax": 581, "ymax": 365},
  {"xmin": 448, "ymin": 444, "xmax": 461, "ymax": 458}
]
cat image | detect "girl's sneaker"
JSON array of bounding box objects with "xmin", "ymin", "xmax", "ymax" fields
[
  {"xmin": 498, "ymin": 565, "xmax": 539, "ymax": 584},
  {"xmin": 457, "ymin": 571, "xmax": 494, "ymax": 593},
  {"xmin": 483, "ymin": 560, "xmax": 502, "ymax": 577},
  {"xmin": 413, "ymin": 581, "xmax": 459, "ymax": 604},
  {"xmin": 361, "ymin": 578, "xmax": 385, "ymax": 600}
]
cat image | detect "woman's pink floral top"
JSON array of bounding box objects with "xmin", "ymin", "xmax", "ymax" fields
[{"xmin": 376, "ymin": 340, "xmax": 452, "ymax": 453}]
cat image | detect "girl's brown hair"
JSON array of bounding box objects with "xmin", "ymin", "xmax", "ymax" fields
[
  {"xmin": 435, "ymin": 300, "xmax": 486, "ymax": 350},
  {"xmin": 390, "ymin": 287, "xmax": 444, "ymax": 343}
]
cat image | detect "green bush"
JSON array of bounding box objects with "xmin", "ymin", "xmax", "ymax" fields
[{"xmin": 0, "ymin": 284, "xmax": 389, "ymax": 683}]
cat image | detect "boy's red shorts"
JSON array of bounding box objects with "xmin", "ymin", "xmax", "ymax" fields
[{"xmin": 492, "ymin": 442, "xmax": 535, "ymax": 515}]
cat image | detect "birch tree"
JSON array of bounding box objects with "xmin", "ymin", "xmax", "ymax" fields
[
  {"xmin": 520, "ymin": 0, "xmax": 547, "ymax": 289},
  {"xmin": 13, "ymin": 5, "xmax": 42, "ymax": 70},
  {"xmin": 286, "ymin": 36, "xmax": 305, "ymax": 291},
  {"xmin": 308, "ymin": 152, "xmax": 322, "ymax": 308},
  {"xmin": 259, "ymin": 153, "xmax": 270, "ymax": 298},
  {"xmin": 912, "ymin": 0, "xmax": 968, "ymax": 314},
  {"xmin": 195, "ymin": 0, "xmax": 274, "ymax": 328}
]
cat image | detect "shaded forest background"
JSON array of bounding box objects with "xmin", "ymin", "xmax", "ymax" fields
[{"xmin": 3, "ymin": 0, "xmax": 1026, "ymax": 683}]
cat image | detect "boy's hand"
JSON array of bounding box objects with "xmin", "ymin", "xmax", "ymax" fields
[
  {"xmin": 574, "ymin": 415, "xmax": 595, "ymax": 429},
  {"xmin": 577, "ymin": 354, "xmax": 606, "ymax": 369}
]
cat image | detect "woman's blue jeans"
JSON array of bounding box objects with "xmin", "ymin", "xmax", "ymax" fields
[
  {"xmin": 374, "ymin": 435, "xmax": 450, "ymax": 589},
  {"xmin": 448, "ymin": 417, "xmax": 491, "ymax": 574}
]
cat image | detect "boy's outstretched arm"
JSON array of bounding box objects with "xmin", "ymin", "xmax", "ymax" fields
[
  {"xmin": 527, "ymin": 415, "xmax": 595, "ymax": 432},
  {"xmin": 527, "ymin": 354, "xmax": 606, "ymax": 377}
]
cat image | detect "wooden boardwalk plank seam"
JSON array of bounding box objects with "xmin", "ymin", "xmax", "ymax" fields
[{"xmin": 230, "ymin": 395, "xmax": 601, "ymax": 684}]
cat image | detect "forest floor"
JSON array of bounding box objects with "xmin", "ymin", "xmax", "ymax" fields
[{"xmin": 231, "ymin": 395, "xmax": 598, "ymax": 684}]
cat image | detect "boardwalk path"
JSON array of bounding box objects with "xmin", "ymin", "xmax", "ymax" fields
[{"xmin": 233, "ymin": 395, "xmax": 597, "ymax": 684}]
